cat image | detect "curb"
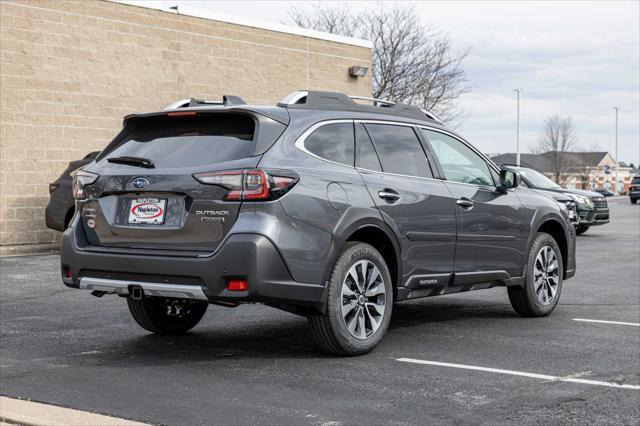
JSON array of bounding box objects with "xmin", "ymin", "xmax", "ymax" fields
[{"xmin": 0, "ymin": 397, "xmax": 149, "ymax": 426}]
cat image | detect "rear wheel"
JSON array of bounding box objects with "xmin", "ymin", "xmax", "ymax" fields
[
  {"xmin": 309, "ymin": 242, "xmax": 393, "ymax": 356},
  {"xmin": 508, "ymin": 232, "xmax": 563, "ymax": 317},
  {"xmin": 127, "ymin": 297, "xmax": 208, "ymax": 334},
  {"xmin": 631, "ymin": 198, "xmax": 637, "ymax": 204},
  {"xmin": 575, "ymin": 225, "xmax": 590, "ymax": 235}
]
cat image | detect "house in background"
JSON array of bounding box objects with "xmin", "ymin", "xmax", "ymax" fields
[{"xmin": 491, "ymin": 152, "xmax": 635, "ymax": 193}]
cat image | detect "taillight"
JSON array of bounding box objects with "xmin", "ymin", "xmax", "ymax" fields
[
  {"xmin": 193, "ymin": 169, "xmax": 297, "ymax": 201},
  {"xmin": 72, "ymin": 170, "xmax": 99, "ymax": 200}
]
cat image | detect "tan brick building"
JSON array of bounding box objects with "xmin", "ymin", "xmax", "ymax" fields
[{"xmin": 0, "ymin": 0, "xmax": 372, "ymax": 254}]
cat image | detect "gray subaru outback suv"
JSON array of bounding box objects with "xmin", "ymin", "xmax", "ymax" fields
[{"xmin": 61, "ymin": 91, "xmax": 576, "ymax": 355}]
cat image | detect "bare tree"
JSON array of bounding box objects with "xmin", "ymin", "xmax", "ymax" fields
[
  {"xmin": 573, "ymin": 153, "xmax": 596, "ymax": 189},
  {"xmin": 287, "ymin": 4, "xmax": 355, "ymax": 37},
  {"xmin": 533, "ymin": 115, "xmax": 578, "ymax": 185},
  {"xmin": 285, "ymin": 4, "xmax": 469, "ymax": 124}
]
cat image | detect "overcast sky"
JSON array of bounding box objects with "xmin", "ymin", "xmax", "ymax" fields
[{"xmin": 132, "ymin": 1, "xmax": 639, "ymax": 164}]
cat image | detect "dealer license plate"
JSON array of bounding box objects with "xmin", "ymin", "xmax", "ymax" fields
[{"xmin": 128, "ymin": 198, "xmax": 167, "ymax": 224}]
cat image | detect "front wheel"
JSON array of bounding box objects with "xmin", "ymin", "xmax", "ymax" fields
[
  {"xmin": 127, "ymin": 297, "xmax": 208, "ymax": 334},
  {"xmin": 575, "ymin": 225, "xmax": 590, "ymax": 235},
  {"xmin": 631, "ymin": 198, "xmax": 638, "ymax": 204},
  {"xmin": 508, "ymin": 232, "xmax": 563, "ymax": 317},
  {"xmin": 308, "ymin": 242, "xmax": 393, "ymax": 356}
]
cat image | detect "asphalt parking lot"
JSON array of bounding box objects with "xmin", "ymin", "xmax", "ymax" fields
[{"xmin": 1, "ymin": 200, "xmax": 638, "ymax": 425}]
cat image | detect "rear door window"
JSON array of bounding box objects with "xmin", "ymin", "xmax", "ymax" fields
[
  {"xmin": 303, "ymin": 123, "xmax": 354, "ymax": 166},
  {"xmin": 103, "ymin": 114, "xmax": 255, "ymax": 168},
  {"xmin": 364, "ymin": 124, "xmax": 432, "ymax": 178}
]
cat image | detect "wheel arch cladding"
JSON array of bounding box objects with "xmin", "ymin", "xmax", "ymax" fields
[
  {"xmin": 536, "ymin": 219, "xmax": 568, "ymax": 278},
  {"xmin": 344, "ymin": 225, "xmax": 401, "ymax": 298}
]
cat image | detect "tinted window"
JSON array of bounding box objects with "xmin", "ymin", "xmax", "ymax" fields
[
  {"xmin": 355, "ymin": 124, "xmax": 382, "ymax": 171},
  {"xmin": 304, "ymin": 123, "xmax": 354, "ymax": 166},
  {"xmin": 421, "ymin": 129, "xmax": 494, "ymax": 186},
  {"xmin": 515, "ymin": 167, "xmax": 561, "ymax": 189},
  {"xmin": 103, "ymin": 114, "xmax": 254, "ymax": 168},
  {"xmin": 365, "ymin": 124, "xmax": 432, "ymax": 178}
]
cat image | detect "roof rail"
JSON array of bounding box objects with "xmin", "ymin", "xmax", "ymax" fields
[
  {"xmin": 349, "ymin": 95, "xmax": 395, "ymax": 107},
  {"xmin": 278, "ymin": 90, "xmax": 442, "ymax": 124},
  {"xmin": 351, "ymin": 95, "xmax": 442, "ymax": 122},
  {"xmin": 163, "ymin": 95, "xmax": 247, "ymax": 110}
]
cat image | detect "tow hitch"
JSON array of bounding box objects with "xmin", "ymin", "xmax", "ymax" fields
[{"xmin": 129, "ymin": 285, "xmax": 144, "ymax": 300}]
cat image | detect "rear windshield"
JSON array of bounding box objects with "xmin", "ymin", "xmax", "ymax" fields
[
  {"xmin": 103, "ymin": 114, "xmax": 255, "ymax": 168},
  {"xmin": 632, "ymin": 176, "xmax": 640, "ymax": 184}
]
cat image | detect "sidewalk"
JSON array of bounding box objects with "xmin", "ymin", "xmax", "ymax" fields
[{"xmin": 0, "ymin": 397, "xmax": 148, "ymax": 426}]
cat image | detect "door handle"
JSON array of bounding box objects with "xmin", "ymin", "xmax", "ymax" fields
[
  {"xmin": 456, "ymin": 198, "xmax": 474, "ymax": 208},
  {"xmin": 378, "ymin": 189, "xmax": 400, "ymax": 202}
]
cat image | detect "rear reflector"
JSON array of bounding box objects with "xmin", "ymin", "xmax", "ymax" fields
[
  {"xmin": 62, "ymin": 266, "xmax": 72, "ymax": 279},
  {"xmin": 227, "ymin": 279, "xmax": 248, "ymax": 291}
]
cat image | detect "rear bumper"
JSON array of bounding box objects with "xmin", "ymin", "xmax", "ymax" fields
[
  {"xmin": 630, "ymin": 192, "xmax": 640, "ymax": 201},
  {"xmin": 61, "ymin": 221, "xmax": 325, "ymax": 309}
]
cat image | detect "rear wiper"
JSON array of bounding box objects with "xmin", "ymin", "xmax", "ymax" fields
[{"xmin": 107, "ymin": 156, "xmax": 155, "ymax": 168}]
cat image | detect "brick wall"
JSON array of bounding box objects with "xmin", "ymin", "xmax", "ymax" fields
[{"xmin": 0, "ymin": 0, "xmax": 372, "ymax": 249}]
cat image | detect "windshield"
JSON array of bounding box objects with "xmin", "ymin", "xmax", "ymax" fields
[
  {"xmin": 516, "ymin": 167, "xmax": 561, "ymax": 189},
  {"xmin": 103, "ymin": 114, "xmax": 255, "ymax": 168}
]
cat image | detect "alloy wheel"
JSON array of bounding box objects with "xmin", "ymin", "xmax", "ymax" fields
[
  {"xmin": 341, "ymin": 260, "xmax": 387, "ymax": 339},
  {"xmin": 533, "ymin": 246, "xmax": 560, "ymax": 305}
]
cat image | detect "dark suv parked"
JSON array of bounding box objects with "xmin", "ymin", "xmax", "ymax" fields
[
  {"xmin": 46, "ymin": 151, "xmax": 100, "ymax": 231},
  {"xmin": 61, "ymin": 91, "xmax": 576, "ymax": 355},
  {"xmin": 503, "ymin": 166, "xmax": 609, "ymax": 235},
  {"xmin": 629, "ymin": 176, "xmax": 640, "ymax": 204}
]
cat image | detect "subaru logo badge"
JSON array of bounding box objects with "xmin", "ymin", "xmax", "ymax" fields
[{"xmin": 132, "ymin": 177, "xmax": 149, "ymax": 189}]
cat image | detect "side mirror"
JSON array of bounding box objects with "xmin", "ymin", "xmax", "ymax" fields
[{"xmin": 497, "ymin": 168, "xmax": 520, "ymax": 193}]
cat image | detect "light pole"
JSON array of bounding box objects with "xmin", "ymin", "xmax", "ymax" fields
[
  {"xmin": 614, "ymin": 106, "xmax": 619, "ymax": 194},
  {"xmin": 514, "ymin": 89, "xmax": 522, "ymax": 166}
]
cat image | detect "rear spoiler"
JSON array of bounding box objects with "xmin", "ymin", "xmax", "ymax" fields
[{"xmin": 123, "ymin": 105, "xmax": 290, "ymax": 126}]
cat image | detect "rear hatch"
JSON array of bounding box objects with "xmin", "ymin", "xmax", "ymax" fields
[{"xmin": 80, "ymin": 110, "xmax": 284, "ymax": 253}]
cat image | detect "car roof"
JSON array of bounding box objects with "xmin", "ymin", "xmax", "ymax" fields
[{"xmin": 123, "ymin": 91, "xmax": 447, "ymax": 129}]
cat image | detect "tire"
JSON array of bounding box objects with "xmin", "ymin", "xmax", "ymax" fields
[
  {"xmin": 631, "ymin": 198, "xmax": 637, "ymax": 204},
  {"xmin": 575, "ymin": 225, "xmax": 589, "ymax": 235},
  {"xmin": 508, "ymin": 232, "xmax": 563, "ymax": 317},
  {"xmin": 127, "ymin": 297, "xmax": 208, "ymax": 334},
  {"xmin": 309, "ymin": 242, "xmax": 393, "ymax": 356}
]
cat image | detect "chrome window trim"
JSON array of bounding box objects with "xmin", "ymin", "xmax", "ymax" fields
[
  {"xmin": 418, "ymin": 126, "xmax": 500, "ymax": 190},
  {"xmin": 355, "ymin": 166, "xmax": 442, "ymax": 183},
  {"xmin": 294, "ymin": 118, "xmax": 498, "ymax": 187},
  {"xmin": 293, "ymin": 119, "xmax": 356, "ymax": 169},
  {"xmin": 295, "ymin": 119, "xmax": 443, "ymax": 180}
]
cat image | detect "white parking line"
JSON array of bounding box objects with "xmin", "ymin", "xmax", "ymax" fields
[
  {"xmin": 573, "ymin": 318, "xmax": 640, "ymax": 327},
  {"xmin": 396, "ymin": 358, "xmax": 640, "ymax": 390}
]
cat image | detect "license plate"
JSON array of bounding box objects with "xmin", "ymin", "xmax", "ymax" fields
[{"xmin": 128, "ymin": 198, "xmax": 167, "ymax": 224}]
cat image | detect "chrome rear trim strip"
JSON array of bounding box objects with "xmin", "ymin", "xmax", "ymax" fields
[{"xmin": 78, "ymin": 277, "xmax": 208, "ymax": 301}]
